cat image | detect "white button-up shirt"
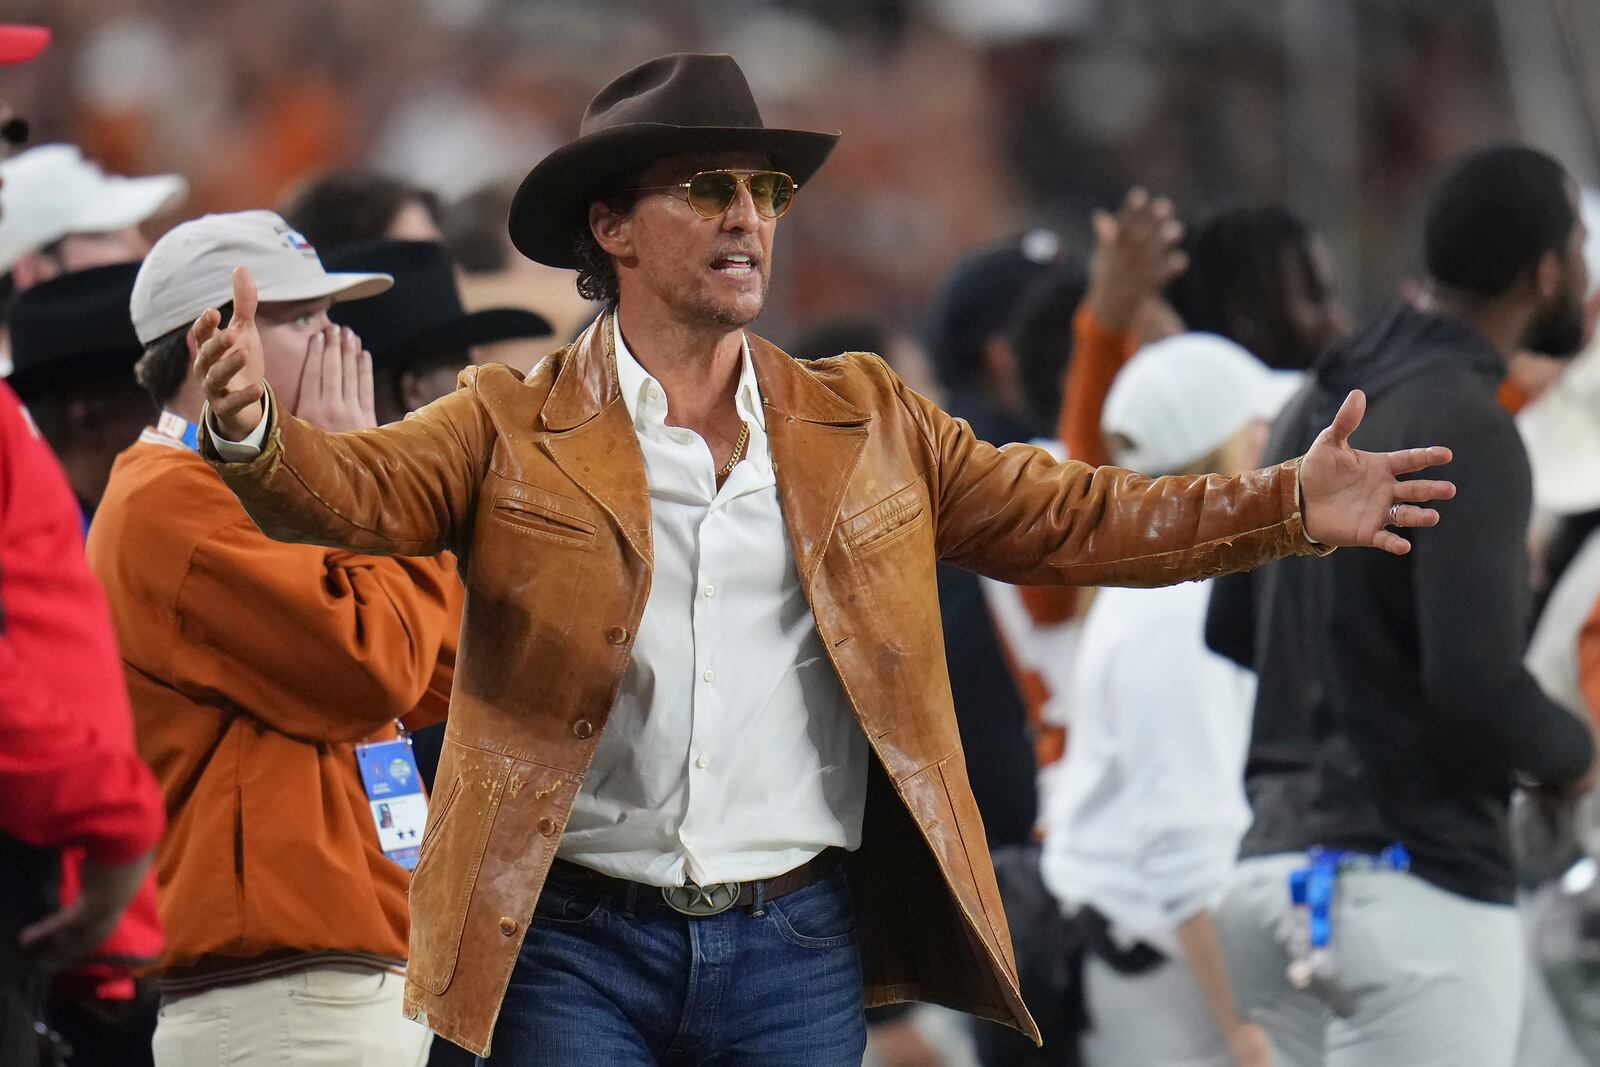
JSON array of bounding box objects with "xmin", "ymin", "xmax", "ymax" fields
[{"xmin": 554, "ymin": 318, "xmax": 866, "ymax": 887}]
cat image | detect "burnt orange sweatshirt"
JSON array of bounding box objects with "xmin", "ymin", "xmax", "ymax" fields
[{"xmin": 86, "ymin": 437, "xmax": 461, "ymax": 981}]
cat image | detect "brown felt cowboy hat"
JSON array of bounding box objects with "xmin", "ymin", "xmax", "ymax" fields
[{"xmin": 508, "ymin": 53, "xmax": 840, "ymax": 270}]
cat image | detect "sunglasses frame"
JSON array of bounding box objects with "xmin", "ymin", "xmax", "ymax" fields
[{"xmin": 627, "ymin": 169, "xmax": 798, "ymax": 220}]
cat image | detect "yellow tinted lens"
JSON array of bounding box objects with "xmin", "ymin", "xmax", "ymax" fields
[
  {"xmin": 687, "ymin": 172, "xmax": 739, "ymax": 217},
  {"xmin": 751, "ymin": 172, "xmax": 794, "ymax": 217}
]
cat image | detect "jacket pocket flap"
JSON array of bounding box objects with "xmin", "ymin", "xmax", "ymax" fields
[
  {"xmin": 841, "ymin": 480, "xmax": 927, "ymax": 554},
  {"xmin": 492, "ymin": 483, "xmax": 598, "ymax": 542}
]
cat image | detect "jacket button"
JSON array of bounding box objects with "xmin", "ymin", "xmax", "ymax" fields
[
  {"xmin": 573, "ymin": 719, "xmax": 594, "ymax": 739},
  {"xmin": 499, "ymin": 916, "xmax": 518, "ymax": 936},
  {"xmin": 537, "ymin": 817, "xmax": 556, "ymax": 836},
  {"xmin": 606, "ymin": 625, "xmax": 628, "ymax": 645}
]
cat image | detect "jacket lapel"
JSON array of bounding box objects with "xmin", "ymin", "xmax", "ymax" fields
[
  {"xmin": 538, "ymin": 317, "xmax": 652, "ymax": 565},
  {"xmin": 751, "ymin": 337, "xmax": 871, "ymax": 591}
]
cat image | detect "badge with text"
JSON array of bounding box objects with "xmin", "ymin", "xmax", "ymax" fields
[{"xmin": 355, "ymin": 740, "xmax": 428, "ymax": 871}]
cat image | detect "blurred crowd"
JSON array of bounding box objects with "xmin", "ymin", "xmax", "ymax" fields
[{"xmin": 8, "ymin": 2, "xmax": 1600, "ymax": 1067}]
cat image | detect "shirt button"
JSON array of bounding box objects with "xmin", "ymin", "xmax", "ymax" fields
[
  {"xmin": 537, "ymin": 817, "xmax": 556, "ymax": 836},
  {"xmin": 702, "ymin": 669, "xmax": 715, "ymax": 683},
  {"xmin": 572, "ymin": 719, "xmax": 594, "ymax": 739},
  {"xmin": 606, "ymin": 625, "xmax": 628, "ymax": 645},
  {"xmin": 499, "ymin": 916, "xmax": 519, "ymax": 936},
  {"xmin": 696, "ymin": 754, "xmax": 710, "ymax": 769},
  {"xmin": 703, "ymin": 584, "xmax": 715, "ymax": 598},
  {"xmin": 648, "ymin": 385, "xmax": 662, "ymax": 400}
]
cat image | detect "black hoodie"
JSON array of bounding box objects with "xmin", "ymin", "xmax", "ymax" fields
[{"xmin": 1206, "ymin": 302, "xmax": 1594, "ymax": 904}]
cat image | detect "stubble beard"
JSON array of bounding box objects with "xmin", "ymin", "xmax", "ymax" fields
[{"xmin": 689, "ymin": 271, "xmax": 767, "ymax": 331}]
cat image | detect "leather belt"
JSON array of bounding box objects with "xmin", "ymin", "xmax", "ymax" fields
[{"xmin": 548, "ymin": 851, "xmax": 838, "ymax": 918}]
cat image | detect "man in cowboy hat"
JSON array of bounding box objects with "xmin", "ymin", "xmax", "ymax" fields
[
  {"xmin": 191, "ymin": 53, "xmax": 1454, "ymax": 1065},
  {"xmin": 8, "ymin": 262, "xmax": 152, "ymax": 517}
]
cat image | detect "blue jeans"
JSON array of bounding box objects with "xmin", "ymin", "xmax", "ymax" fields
[{"xmin": 481, "ymin": 866, "xmax": 868, "ymax": 1066}]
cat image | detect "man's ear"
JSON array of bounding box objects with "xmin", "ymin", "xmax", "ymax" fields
[
  {"xmin": 589, "ymin": 200, "xmax": 632, "ymax": 259},
  {"xmin": 398, "ymin": 369, "xmax": 425, "ymax": 414},
  {"xmin": 1534, "ymin": 249, "xmax": 1566, "ymax": 303}
]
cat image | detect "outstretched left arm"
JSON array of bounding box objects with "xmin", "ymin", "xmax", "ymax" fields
[{"xmin": 892, "ymin": 370, "xmax": 1452, "ymax": 587}]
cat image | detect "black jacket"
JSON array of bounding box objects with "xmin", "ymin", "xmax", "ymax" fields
[{"xmin": 1207, "ymin": 303, "xmax": 1594, "ymax": 904}]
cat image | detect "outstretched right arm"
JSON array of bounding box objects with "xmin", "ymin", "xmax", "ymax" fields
[{"xmin": 194, "ymin": 266, "xmax": 496, "ymax": 557}]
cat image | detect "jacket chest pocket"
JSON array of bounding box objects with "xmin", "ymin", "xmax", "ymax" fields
[
  {"xmin": 839, "ymin": 480, "xmax": 935, "ymax": 653},
  {"xmin": 842, "ymin": 480, "xmax": 928, "ymax": 558},
  {"xmin": 487, "ymin": 479, "xmax": 599, "ymax": 548}
]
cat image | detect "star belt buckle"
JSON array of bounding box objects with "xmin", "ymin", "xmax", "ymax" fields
[{"xmin": 662, "ymin": 879, "xmax": 740, "ymax": 917}]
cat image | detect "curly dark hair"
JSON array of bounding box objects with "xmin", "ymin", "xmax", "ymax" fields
[{"xmin": 572, "ymin": 181, "xmax": 641, "ymax": 307}]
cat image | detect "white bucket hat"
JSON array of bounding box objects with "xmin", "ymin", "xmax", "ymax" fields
[
  {"xmin": 130, "ymin": 210, "xmax": 392, "ymax": 344},
  {"xmin": 1102, "ymin": 332, "xmax": 1303, "ymax": 477},
  {"xmin": 0, "ymin": 144, "xmax": 187, "ymax": 272}
]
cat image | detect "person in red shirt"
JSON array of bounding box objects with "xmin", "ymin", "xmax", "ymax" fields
[{"xmin": 0, "ymin": 24, "xmax": 166, "ymax": 1067}]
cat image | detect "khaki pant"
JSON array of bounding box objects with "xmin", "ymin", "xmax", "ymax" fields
[
  {"xmin": 152, "ymin": 966, "xmax": 431, "ymax": 1067},
  {"xmin": 1081, "ymin": 955, "xmax": 1232, "ymax": 1067},
  {"xmin": 1217, "ymin": 854, "xmax": 1524, "ymax": 1067}
]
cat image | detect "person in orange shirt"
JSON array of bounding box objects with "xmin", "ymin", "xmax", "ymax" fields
[{"xmin": 88, "ymin": 211, "xmax": 461, "ymax": 1067}]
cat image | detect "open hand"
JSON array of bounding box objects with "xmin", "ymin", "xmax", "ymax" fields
[
  {"xmin": 1087, "ymin": 187, "xmax": 1189, "ymax": 333},
  {"xmin": 193, "ymin": 266, "xmax": 266, "ymax": 442},
  {"xmin": 1300, "ymin": 390, "xmax": 1454, "ymax": 555},
  {"xmin": 295, "ymin": 324, "xmax": 375, "ymax": 432}
]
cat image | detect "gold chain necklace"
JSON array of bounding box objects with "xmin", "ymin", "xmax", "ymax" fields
[{"xmin": 717, "ymin": 420, "xmax": 750, "ymax": 478}]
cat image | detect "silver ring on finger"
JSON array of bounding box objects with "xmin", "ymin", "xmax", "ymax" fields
[{"xmin": 1388, "ymin": 502, "xmax": 1402, "ymax": 528}]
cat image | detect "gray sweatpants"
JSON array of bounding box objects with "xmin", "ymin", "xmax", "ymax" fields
[
  {"xmin": 1216, "ymin": 854, "xmax": 1525, "ymax": 1067},
  {"xmin": 1081, "ymin": 955, "xmax": 1232, "ymax": 1067}
]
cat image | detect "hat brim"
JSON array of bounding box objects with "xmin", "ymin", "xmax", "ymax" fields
[
  {"xmin": 69, "ymin": 174, "xmax": 188, "ymax": 235},
  {"xmin": 7, "ymin": 345, "xmax": 142, "ymax": 401},
  {"xmin": 509, "ymin": 123, "xmax": 840, "ymax": 269},
  {"xmin": 255, "ymin": 271, "xmax": 394, "ymax": 306},
  {"xmin": 376, "ymin": 307, "xmax": 554, "ymax": 372}
]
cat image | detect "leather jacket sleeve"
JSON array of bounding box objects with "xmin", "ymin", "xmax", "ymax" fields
[
  {"xmin": 199, "ymin": 368, "xmax": 499, "ymax": 558},
  {"xmin": 888, "ymin": 363, "xmax": 1324, "ymax": 587}
]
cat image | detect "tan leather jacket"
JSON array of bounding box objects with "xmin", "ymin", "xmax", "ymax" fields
[{"xmin": 203, "ymin": 317, "xmax": 1322, "ymax": 1056}]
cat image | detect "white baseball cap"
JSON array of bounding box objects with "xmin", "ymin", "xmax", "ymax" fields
[
  {"xmin": 0, "ymin": 144, "xmax": 187, "ymax": 272},
  {"xmin": 1102, "ymin": 332, "xmax": 1303, "ymax": 476},
  {"xmin": 130, "ymin": 210, "xmax": 392, "ymax": 344}
]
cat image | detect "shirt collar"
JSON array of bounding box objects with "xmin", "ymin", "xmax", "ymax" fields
[{"xmin": 610, "ymin": 314, "xmax": 767, "ymax": 433}]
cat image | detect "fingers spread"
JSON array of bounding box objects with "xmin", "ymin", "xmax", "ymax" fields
[
  {"xmin": 231, "ymin": 266, "xmax": 259, "ymax": 322},
  {"xmin": 1391, "ymin": 504, "xmax": 1441, "ymax": 527},
  {"xmin": 211, "ymin": 380, "xmax": 264, "ymax": 417},
  {"xmin": 1386, "ymin": 445, "xmax": 1453, "ymax": 475},
  {"xmin": 1327, "ymin": 389, "xmax": 1366, "ymax": 444},
  {"xmin": 1092, "ymin": 209, "xmax": 1116, "ymax": 247},
  {"xmin": 1374, "ymin": 530, "xmax": 1413, "ymax": 556},
  {"xmin": 1393, "ymin": 478, "xmax": 1455, "ymax": 502},
  {"xmin": 203, "ymin": 350, "xmax": 247, "ymax": 392},
  {"xmin": 191, "ymin": 308, "xmax": 221, "ymax": 353}
]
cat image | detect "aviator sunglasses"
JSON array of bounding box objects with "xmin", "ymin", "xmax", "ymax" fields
[{"xmin": 628, "ymin": 170, "xmax": 798, "ymax": 220}]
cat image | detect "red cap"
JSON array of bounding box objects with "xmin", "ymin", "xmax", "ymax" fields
[{"xmin": 0, "ymin": 25, "xmax": 49, "ymax": 67}]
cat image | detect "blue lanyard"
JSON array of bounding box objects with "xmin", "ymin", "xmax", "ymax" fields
[
  {"xmin": 1289, "ymin": 844, "xmax": 1411, "ymax": 950},
  {"xmin": 155, "ymin": 410, "xmax": 201, "ymax": 452}
]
